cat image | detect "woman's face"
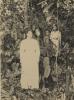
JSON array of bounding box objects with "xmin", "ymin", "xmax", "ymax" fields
[
  {"xmin": 53, "ymin": 25, "xmax": 57, "ymax": 31},
  {"xmin": 27, "ymin": 31, "xmax": 32, "ymax": 38}
]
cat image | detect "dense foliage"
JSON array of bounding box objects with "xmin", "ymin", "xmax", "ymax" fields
[{"xmin": 0, "ymin": 0, "xmax": 74, "ymax": 100}]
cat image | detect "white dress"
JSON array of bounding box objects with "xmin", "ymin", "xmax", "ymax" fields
[
  {"xmin": 20, "ymin": 38, "xmax": 40, "ymax": 89},
  {"xmin": 50, "ymin": 31, "xmax": 61, "ymax": 55}
]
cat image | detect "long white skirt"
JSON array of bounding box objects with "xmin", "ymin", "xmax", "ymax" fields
[{"xmin": 20, "ymin": 54, "xmax": 39, "ymax": 89}]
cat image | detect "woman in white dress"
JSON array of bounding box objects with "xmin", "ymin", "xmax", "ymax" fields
[
  {"xmin": 50, "ymin": 25, "xmax": 61, "ymax": 56},
  {"xmin": 20, "ymin": 31, "xmax": 40, "ymax": 89}
]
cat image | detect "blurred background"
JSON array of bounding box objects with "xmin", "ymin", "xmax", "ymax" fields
[{"xmin": 0, "ymin": 0, "xmax": 74, "ymax": 100}]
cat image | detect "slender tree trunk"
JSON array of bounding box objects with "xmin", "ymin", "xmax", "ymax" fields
[
  {"xmin": 24, "ymin": 0, "xmax": 29, "ymax": 27},
  {"xmin": 0, "ymin": 31, "xmax": 3, "ymax": 100}
]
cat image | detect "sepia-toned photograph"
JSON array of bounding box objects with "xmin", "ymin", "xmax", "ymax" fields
[{"xmin": 0, "ymin": 0, "xmax": 74, "ymax": 100}]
